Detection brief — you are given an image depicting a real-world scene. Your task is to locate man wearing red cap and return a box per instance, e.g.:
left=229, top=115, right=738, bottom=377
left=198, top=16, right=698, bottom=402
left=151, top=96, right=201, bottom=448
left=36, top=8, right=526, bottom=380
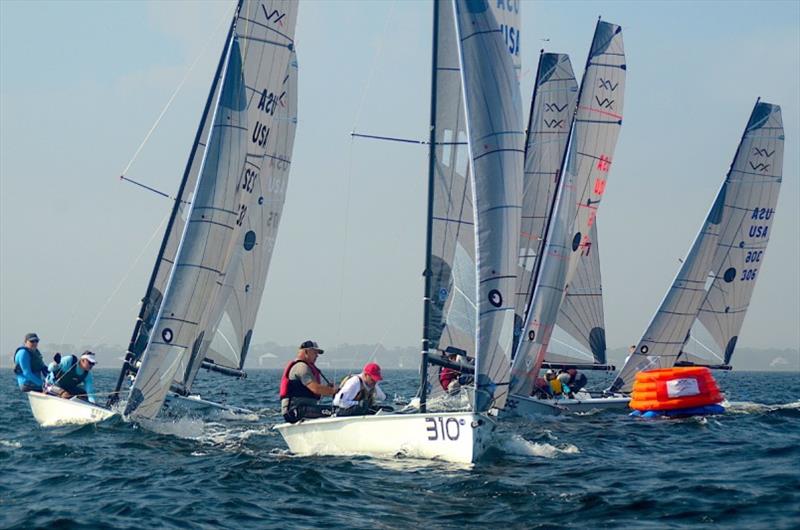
left=333, top=362, right=387, bottom=417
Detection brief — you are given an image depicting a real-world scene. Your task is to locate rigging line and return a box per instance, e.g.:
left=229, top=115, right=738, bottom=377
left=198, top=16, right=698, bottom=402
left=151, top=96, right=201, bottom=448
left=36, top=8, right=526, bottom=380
left=334, top=135, right=356, bottom=347
left=118, top=3, right=235, bottom=178
left=78, top=212, right=171, bottom=344
left=689, top=334, right=726, bottom=363
left=350, top=0, right=397, bottom=131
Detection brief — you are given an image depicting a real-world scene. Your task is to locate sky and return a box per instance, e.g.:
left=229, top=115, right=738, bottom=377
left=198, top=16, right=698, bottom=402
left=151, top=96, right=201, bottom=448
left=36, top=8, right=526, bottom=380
left=1, top=0, right=798, bottom=369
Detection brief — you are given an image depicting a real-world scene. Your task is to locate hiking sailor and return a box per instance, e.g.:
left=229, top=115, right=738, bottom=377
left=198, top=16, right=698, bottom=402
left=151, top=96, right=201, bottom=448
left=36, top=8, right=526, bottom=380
left=47, top=351, right=98, bottom=403
left=333, top=362, right=387, bottom=416
left=279, top=340, right=338, bottom=423
left=13, top=332, right=48, bottom=393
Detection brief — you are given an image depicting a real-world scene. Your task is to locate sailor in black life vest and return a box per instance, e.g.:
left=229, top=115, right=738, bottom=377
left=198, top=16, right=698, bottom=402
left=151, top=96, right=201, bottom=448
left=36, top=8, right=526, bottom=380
left=279, top=340, right=338, bottom=423
left=13, top=332, right=48, bottom=392
left=333, top=362, right=387, bottom=417
left=47, top=351, right=98, bottom=403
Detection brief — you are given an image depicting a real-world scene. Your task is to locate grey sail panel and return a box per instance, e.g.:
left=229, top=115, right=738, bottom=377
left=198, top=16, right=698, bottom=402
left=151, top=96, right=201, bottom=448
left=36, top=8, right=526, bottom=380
left=126, top=1, right=298, bottom=418
left=204, top=51, right=299, bottom=373
left=453, top=0, right=524, bottom=411
left=126, top=36, right=250, bottom=417
left=178, top=0, right=300, bottom=388
left=515, top=53, right=578, bottom=343
left=694, top=102, right=783, bottom=365
left=556, top=221, right=606, bottom=363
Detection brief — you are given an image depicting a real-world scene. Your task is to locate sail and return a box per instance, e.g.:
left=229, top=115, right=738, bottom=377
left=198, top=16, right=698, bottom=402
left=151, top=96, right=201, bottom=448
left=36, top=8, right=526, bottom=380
left=514, top=53, right=578, bottom=348
left=453, top=0, right=524, bottom=411
left=609, top=102, right=782, bottom=393
left=561, top=20, right=624, bottom=334
left=694, top=102, right=784, bottom=365
left=203, top=52, right=299, bottom=375
left=555, top=221, right=606, bottom=363
left=176, top=1, right=301, bottom=388
left=125, top=1, right=298, bottom=419
left=510, top=145, right=577, bottom=396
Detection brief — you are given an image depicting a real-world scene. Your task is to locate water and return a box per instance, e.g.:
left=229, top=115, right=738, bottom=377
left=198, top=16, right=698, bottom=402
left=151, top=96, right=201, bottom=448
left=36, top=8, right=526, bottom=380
left=1, top=369, right=798, bottom=529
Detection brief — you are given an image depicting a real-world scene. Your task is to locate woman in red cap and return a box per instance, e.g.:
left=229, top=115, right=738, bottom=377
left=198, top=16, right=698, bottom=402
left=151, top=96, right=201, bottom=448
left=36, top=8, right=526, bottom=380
left=333, top=362, right=387, bottom=416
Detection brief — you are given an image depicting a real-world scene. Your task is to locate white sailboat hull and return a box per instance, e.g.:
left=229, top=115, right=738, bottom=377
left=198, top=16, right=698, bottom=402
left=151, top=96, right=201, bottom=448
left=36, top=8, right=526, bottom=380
left=27, top=392, right=117, bottom=427
left=506, top=392, right=630, bottom=417
left=274, top=411, right=496, bottom=464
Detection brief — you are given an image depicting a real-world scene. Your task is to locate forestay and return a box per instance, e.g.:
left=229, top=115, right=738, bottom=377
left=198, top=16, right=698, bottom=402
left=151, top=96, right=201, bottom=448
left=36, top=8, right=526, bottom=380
left=610, top=101, right=783, bottom=393
left=453, top=0, right=524, bottom=411
left=125, top=0, right=298, bottom=419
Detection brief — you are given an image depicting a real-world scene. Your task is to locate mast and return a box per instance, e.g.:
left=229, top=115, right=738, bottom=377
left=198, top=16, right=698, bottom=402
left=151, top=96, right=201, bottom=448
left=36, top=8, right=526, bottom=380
left=419, top=0, right=441, bottom=413
left=109, top=11, right=238, bottom=406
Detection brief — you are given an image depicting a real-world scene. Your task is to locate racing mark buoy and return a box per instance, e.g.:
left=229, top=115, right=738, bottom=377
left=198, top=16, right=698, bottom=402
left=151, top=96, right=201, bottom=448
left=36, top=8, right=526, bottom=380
left=629, top=366, right=725, bottom=418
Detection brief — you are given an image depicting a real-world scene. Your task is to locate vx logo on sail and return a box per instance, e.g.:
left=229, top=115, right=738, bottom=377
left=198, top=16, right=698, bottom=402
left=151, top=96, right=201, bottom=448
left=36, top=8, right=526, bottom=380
left=598, top=78, right=618, bottom=91
left=262, top=5, right=286, bottom=26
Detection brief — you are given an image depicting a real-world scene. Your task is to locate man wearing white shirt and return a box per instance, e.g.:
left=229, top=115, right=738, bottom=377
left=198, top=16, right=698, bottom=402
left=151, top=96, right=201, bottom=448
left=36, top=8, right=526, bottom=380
left=333, top=362, right=386, bottom=416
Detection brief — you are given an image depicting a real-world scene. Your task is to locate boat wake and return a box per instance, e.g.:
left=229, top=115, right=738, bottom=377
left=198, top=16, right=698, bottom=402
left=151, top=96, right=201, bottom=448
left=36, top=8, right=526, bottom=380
left=723, top=400, right=800, bottom=414
left=499, top=433, right=580, bottom=459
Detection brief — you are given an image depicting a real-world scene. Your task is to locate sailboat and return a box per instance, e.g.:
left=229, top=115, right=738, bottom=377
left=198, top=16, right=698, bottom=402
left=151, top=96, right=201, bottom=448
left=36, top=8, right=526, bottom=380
left=26, top=1, right=299, bottom=427
left=275, top=0, right=523, bottom=464
left=609, top=100, right=784, bottom=394
left=505, top=20, right=628, bottom=417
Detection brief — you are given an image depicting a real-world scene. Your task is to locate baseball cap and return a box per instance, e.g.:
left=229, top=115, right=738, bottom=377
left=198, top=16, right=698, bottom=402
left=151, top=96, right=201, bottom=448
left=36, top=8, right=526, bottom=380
left=299, top=340, right=324, bottom=354
left=363, top=362, right=382, bottom=382
left=25, top=332, right=40, bottom=342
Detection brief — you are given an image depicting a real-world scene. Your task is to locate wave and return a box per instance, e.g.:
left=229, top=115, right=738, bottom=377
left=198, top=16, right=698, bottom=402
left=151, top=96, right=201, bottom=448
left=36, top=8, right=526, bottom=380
left=723, top=399, right=800, bottom=414
left=499, top=434, right=580, bottom=458
left=1, top=439, right=22, bottom=449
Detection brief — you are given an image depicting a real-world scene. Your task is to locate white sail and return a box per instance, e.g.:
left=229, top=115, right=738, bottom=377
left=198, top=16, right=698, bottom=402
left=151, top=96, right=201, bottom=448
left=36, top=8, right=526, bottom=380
left=202, top=52, right=298, bottom=376
left=453, top=0, right=524, bottom=411
left=125, top=1, right=298, bottom=419
left=610, top=101, right=783, bottom=392
left=694, top=103, right=784, bottom=365
left=514, top=53, right=578, bottom=349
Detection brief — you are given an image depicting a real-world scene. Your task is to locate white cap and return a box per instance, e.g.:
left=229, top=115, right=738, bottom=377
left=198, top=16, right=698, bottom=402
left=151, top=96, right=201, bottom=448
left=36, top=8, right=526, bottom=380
left=80, top=353, right=97, bottom=364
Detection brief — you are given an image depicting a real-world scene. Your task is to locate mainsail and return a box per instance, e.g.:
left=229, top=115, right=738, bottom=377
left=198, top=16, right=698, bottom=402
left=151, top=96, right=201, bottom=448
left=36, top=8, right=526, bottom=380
left=511, top=20, right=625, bottom=396
left=420, top=0, right=520, bottom=408
left=191, top=52, right=299, bottom=383
left=124, top=0, right=298, bottom=419
left=513, top=53, right=578, bottom=351
left=453, top=0, right=524, bottom=411
left=610, top=101, right=784, bottom=392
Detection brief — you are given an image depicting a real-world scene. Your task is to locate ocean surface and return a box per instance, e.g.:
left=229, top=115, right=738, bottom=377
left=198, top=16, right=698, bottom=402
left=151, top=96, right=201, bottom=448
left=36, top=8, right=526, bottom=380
left=1, top=369, right=798, bottom=529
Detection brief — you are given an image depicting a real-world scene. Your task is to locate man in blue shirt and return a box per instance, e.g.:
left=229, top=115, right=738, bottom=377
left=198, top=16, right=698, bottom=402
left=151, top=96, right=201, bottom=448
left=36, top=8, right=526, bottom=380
left=47, top=351, right=98, bottom=404
left=13, top=333, right=48, bottom=392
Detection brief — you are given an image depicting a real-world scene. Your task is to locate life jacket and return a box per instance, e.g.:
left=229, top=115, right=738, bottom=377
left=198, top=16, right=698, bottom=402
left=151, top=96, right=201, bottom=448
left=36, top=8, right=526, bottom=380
left=337, top=374, right=376, bottom=406
left=549, top=378, right=563, bottom=395
left=279, top=359, right=322, bottom=400
left=53, top=355, right=88, bottom=393
left=439, top=367, right=459, bottom=390
left=13, top=347, right=47, bottom=378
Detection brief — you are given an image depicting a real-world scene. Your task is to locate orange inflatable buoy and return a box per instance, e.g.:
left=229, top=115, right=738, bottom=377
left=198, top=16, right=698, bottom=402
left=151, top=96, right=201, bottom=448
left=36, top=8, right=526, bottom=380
left=629, top=367, right=724, bottom=412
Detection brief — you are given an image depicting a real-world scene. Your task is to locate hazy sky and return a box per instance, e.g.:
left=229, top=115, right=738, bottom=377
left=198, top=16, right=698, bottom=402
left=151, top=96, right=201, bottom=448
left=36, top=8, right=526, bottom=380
left=1, top=0, right=798, bottom=369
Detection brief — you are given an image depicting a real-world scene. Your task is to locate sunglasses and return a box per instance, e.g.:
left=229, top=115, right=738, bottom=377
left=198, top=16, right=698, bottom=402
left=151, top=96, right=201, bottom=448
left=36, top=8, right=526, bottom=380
left=29, top=339, right=39, bottom=343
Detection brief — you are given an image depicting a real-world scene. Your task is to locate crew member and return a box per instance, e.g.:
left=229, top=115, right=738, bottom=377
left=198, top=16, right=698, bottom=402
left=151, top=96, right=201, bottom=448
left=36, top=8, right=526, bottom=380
left=566, top=367, right=588, bottom=394
left=334, top=362, right=386, bottom=416
left=48, top=351, right=98, bottom=403
left=279, top=340, right=337, bottom=423
left=13, top=333, right=47, bottom=393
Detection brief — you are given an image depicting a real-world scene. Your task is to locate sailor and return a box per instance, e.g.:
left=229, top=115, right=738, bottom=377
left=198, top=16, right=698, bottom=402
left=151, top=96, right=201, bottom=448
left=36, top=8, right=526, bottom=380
left=545, top=369, right=564, bottom=397
left=13, top=333, right=48, bottom=393
left=557, top=372, right=574, bottom=399
left=531, top=376, right=553, bottom=399
left=439, top=352, right=461, bottom=393
left=566, top=367, right=588, bottom=394
left=47, top=351, right=98, bottom=403
left=333, top=362, right=387, bottom=416
left=279, top=340, right=337, bottom=423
